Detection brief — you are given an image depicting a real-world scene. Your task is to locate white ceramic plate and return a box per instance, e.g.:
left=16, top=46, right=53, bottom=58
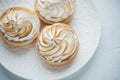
left=0, top=0, right=101, bottom=80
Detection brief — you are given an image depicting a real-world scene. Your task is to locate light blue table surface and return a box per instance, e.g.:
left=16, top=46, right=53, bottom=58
left=0, top=0, right=120, bottom=80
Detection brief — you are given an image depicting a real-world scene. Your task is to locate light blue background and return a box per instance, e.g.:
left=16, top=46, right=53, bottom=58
left=0, top=0, right=120, bottom=80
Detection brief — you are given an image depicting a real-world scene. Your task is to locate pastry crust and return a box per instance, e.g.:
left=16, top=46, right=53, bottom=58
left=0, top=7, right=40, bottom=48
left=35, top=0, right=75, bottom=24
left=36, top=23, right=79, bottom=66
left=35, top=10, right=73, bottom=24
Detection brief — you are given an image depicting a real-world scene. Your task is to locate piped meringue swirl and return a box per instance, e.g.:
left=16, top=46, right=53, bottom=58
left=35, top=0, right=75, bottom=23
left=37, top=23, right=79, bottom=65
left=0, top=7, right=40, bottom=42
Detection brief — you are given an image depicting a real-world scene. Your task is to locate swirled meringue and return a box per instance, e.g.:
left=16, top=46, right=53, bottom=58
left=36, top=23, right=79, bottom=66
left=35, top=0, right=75, bottom=24
left=0, top=7, right=40, bottom=47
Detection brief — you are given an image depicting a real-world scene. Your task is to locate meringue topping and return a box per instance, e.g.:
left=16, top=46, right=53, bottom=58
left=35, top=0, right=75, bottom=22
left=0, top=7, right=40, bottom=42
left=37, top=23, right=79, bottom=64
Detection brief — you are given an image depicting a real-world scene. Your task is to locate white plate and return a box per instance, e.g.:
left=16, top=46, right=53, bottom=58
left=0, top=0, right=101, bottom=80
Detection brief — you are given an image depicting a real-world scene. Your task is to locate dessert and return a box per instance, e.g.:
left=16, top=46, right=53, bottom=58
left=0, top=7, right=40, bottom=47
left=35, top=0, right=75, bottom=24
left=36, top=23, right=79, bottom=66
